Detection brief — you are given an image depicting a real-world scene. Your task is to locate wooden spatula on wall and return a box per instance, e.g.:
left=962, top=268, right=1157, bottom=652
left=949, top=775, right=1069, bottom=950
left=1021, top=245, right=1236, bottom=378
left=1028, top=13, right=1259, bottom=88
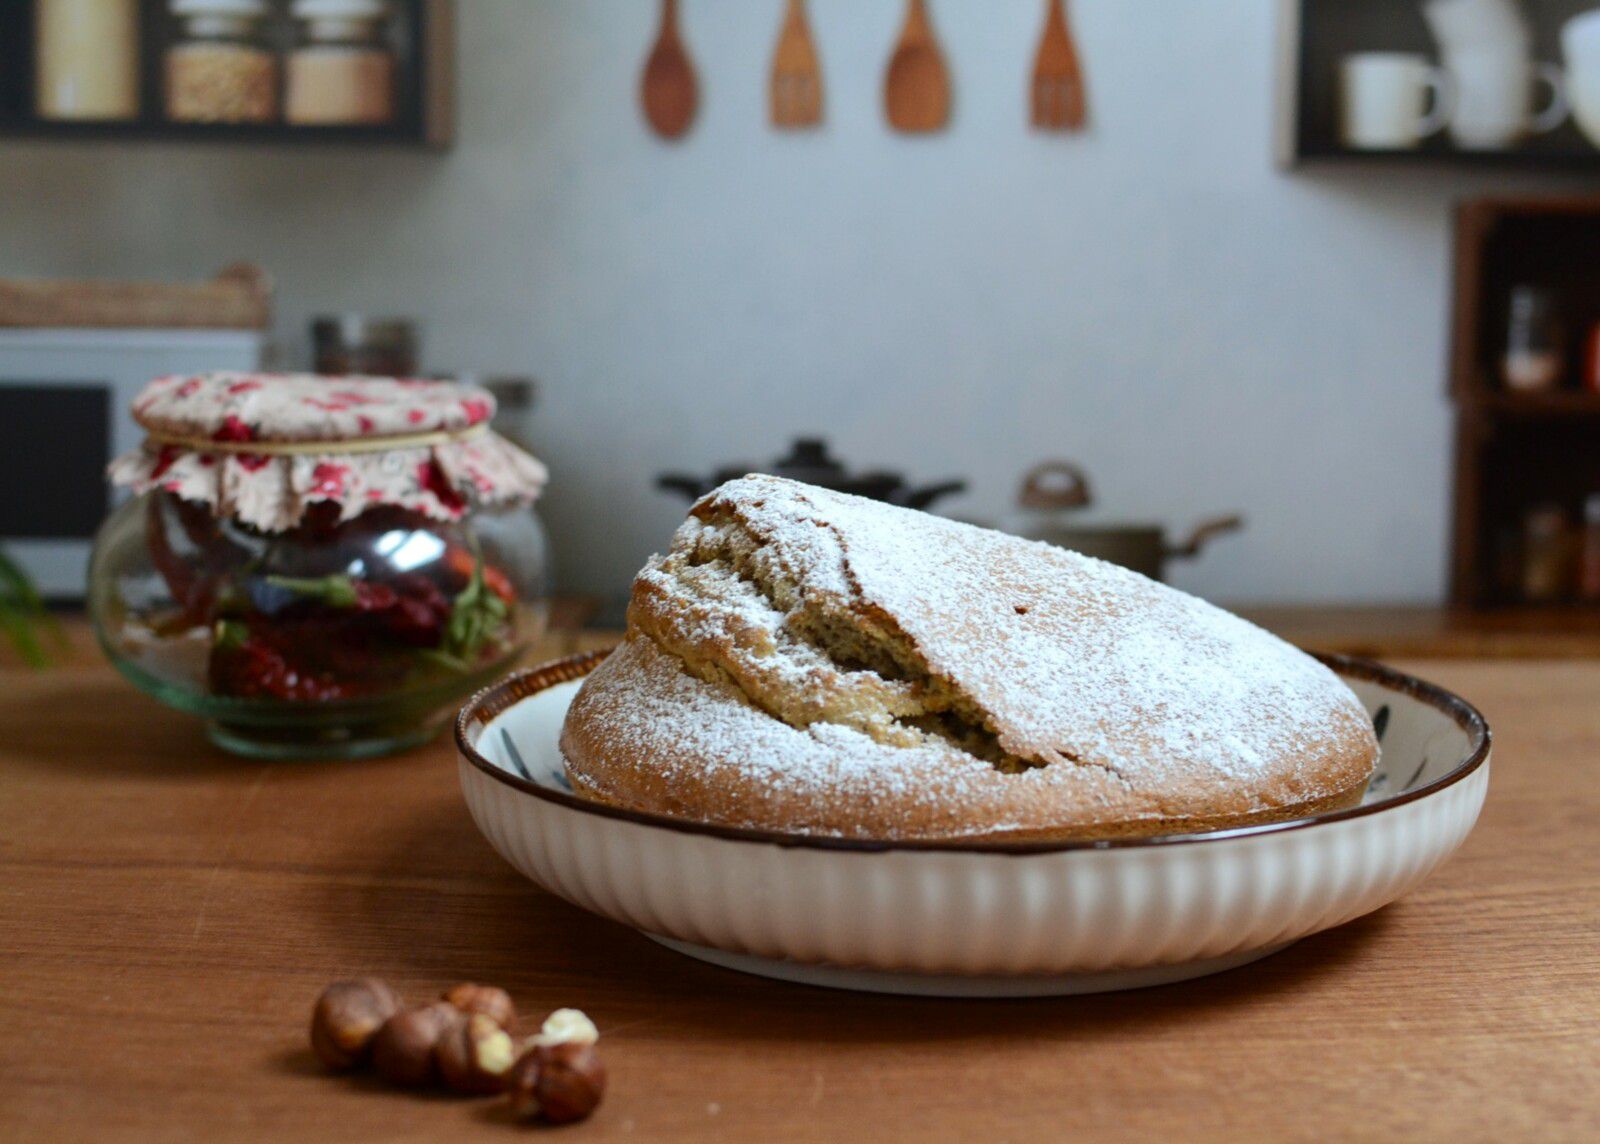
left=641, top=0, right=698, bottom=139
left=770, top=0, right=823, bottom=129
left=1031, top=0, right=1086, bottom=131
left=884, top=0, right=950, bottom=133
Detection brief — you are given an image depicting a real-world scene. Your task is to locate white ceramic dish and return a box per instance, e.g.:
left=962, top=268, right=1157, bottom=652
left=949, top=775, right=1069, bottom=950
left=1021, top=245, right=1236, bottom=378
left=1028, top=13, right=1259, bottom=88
left=456, top=652, right=1490, bottom=997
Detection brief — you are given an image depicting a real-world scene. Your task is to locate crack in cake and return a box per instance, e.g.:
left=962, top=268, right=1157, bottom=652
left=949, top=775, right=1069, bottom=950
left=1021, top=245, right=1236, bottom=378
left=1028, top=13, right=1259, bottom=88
left=559, top=476, right=1378, bottom=841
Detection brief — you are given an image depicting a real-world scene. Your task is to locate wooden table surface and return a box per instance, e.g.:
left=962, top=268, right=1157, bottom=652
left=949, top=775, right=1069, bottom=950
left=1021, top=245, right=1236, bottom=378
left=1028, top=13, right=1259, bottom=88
left=1236, top=604, right=1600, bottom=660
left=3, top=626, right=1598, bottom=1142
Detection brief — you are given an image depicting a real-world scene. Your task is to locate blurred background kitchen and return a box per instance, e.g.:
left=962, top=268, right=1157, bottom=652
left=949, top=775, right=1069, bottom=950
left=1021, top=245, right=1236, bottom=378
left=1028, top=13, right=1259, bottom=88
left=5, top=0, right=1600, bottom=652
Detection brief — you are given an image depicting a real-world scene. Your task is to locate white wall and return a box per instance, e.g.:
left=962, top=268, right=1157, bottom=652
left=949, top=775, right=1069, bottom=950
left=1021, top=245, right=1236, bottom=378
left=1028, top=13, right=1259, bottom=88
left=1, top=1, right=1588, bottom=605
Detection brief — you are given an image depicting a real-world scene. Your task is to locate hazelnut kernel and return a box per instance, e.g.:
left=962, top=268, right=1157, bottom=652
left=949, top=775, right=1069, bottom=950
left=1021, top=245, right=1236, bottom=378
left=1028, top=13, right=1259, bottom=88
left=309, top=978, right=402, bottom=1070
left=371, top=1001, right=459, bottom=1088
left=529, top=1007, right=599, bottom=1048
left=436, top=1013, right=517, bottom=1095
left=441, top=982, right=518, bottom=1033
left=506, top=1042, right=606, bottom=1125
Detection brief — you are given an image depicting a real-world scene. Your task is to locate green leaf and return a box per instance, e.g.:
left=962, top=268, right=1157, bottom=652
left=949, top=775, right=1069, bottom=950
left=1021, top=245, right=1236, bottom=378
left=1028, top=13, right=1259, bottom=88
left=0, top=549, right=59, bottom=668
left=264, top=574, right=359, bottom=608
left=439, top=548, right=510, bottom=666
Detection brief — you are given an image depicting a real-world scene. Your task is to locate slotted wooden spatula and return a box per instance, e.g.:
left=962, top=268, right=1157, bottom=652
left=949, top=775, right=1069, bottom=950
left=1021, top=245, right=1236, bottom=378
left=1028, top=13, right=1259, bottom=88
left=770, top=0, right=823, bottom=129
left=1031, top=0, right=1086, bottom=131
left=640, top=0, right=698, bottom=139
left=884, top=0, right=950, bottom=133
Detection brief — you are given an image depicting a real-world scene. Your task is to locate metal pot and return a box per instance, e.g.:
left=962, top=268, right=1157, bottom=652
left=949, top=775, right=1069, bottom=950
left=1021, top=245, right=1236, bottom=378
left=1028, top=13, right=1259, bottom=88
left=995, top=461, right=1242, bottom=581
left=657, top=438, right=967, bottom=511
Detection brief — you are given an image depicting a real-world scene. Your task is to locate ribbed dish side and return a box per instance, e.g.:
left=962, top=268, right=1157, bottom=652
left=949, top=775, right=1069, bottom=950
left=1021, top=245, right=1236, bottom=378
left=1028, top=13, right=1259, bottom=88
left=458, top=758, right=1488, bottom=978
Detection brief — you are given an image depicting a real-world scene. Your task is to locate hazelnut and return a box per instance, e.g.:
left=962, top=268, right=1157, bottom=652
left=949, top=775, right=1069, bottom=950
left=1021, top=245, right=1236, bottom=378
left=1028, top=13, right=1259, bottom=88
left=436, top=1013, right=517, bottom=1095
left=309, top=978, right=402, bottom=1070
left=529, top=1007, right=599, bottom=1048
left=505, top=1042, right=606, bottom=1125
left=371, top=1002, right=460, bottom=1088
left=442, top=982, right=518, bottom=1033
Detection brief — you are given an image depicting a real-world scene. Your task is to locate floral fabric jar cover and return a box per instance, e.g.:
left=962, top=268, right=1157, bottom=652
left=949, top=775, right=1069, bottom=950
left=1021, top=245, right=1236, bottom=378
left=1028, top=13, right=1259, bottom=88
left=110, top=372, right=547, bottom=532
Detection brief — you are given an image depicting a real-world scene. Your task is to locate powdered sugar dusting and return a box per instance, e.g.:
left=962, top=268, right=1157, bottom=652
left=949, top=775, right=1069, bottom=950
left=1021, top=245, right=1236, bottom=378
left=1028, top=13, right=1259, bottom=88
left=712, top=475, right=1371, bottom=787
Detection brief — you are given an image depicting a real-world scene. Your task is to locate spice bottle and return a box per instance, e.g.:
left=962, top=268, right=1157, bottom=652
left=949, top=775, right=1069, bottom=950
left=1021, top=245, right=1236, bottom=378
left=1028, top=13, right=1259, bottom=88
left=166, top=0, right=279, bottom=124
left=285, top=0, right=398, bottom=126
left=1502, top=286, right=1564, bottom=392
left=35, top=0, right=140, bottom=120
left=1521, top=504, right=1571, bottom=604
left=1580, top=494, right=1600, bottom=603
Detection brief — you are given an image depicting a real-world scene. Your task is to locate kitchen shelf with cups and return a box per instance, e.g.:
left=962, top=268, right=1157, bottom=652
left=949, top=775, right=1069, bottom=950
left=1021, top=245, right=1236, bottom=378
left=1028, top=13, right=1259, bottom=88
left=1448, top=196, right=1600, bottom=613
left=1277, top=0, right=1600, bottom=168
left=0, top=0, right=453, bottom=149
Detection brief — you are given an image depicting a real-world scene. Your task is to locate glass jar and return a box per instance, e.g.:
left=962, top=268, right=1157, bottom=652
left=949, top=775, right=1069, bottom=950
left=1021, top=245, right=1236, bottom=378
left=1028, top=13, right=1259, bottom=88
left=285, top=0, right=397, bottom=126
left=1520, top=504, right=1571, bottom=604
left=1502, top=286, right=1565, bottom=392
left=166, top=0, right=279, bottom=124
left=1580, top=494, right=1600, bottom=604
left=35, top=0, right=140, bottom=120
left=311, top=314, right=419, bottom=376
left=90, top=373, right=550, bottom=759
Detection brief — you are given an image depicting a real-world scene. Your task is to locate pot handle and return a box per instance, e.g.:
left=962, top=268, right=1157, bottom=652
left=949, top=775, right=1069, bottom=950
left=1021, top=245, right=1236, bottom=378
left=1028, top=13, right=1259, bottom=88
left=1019, top=461, right=1091, bottom=510
left=1165, top=514, right=1244, bottom=559
left=902, top=479, right=968, bottom=510
left=656, top=474, right=708, bottom=499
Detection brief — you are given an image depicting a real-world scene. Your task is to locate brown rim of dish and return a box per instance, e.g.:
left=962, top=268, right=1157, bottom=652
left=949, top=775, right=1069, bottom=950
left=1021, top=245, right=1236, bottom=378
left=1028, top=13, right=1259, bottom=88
left=453, top=649, right=1492, bottom=855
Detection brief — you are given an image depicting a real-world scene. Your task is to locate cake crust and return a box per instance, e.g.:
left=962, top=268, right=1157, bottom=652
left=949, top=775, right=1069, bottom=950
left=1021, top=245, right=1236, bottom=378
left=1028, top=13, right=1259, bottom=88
left=561, top=476, right=1377, bottom=842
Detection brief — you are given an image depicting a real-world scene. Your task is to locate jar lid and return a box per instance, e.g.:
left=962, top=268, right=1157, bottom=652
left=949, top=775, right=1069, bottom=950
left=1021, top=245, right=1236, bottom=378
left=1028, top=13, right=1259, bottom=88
left=131, top=371, right=490, bottom=445
left=171, top=0, right=269, bottom=16
left=291, top=0, right=388, bottom=20
left=111, top=373, right=547, bottom=532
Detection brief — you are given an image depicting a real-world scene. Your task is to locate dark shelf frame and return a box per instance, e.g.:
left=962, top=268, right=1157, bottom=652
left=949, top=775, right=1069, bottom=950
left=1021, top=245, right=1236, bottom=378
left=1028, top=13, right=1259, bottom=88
left=1276, top=0, right=1600, bottom=170
left=1447, top=196, right=1600, bottom=611
left=0, top=0, right=454, bottom=150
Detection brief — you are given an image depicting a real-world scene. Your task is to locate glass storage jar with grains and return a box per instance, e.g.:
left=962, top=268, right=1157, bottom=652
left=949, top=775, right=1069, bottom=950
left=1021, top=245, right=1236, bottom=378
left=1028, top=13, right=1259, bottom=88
left=90, top=373, right=550, bottom=759
left=166, top=0, right=279, bottom=124
left=35, top=0, right=140, bottom=120
left=285, top=0, right=398, bottom=126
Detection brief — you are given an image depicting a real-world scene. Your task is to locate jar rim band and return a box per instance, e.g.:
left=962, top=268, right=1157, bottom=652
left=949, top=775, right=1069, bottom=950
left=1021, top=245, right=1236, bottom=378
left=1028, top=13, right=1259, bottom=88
left=142, top=420, right=491, bottom=456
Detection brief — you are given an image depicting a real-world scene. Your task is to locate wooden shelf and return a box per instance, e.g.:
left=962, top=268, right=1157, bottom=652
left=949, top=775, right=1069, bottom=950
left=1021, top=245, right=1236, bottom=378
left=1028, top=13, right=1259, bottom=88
left=1466, top=390, right=1600, bottom=416
left=0, top=0, right=454, bottom=150
left=1276, top=0, right=1600, bottom=170
left=1291, top=144, right=1600, bottom=171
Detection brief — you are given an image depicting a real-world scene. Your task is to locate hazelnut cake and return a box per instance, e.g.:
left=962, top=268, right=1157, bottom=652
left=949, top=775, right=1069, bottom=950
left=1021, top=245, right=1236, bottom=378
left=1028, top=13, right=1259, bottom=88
left=559, top=476, right=1377, bottom=841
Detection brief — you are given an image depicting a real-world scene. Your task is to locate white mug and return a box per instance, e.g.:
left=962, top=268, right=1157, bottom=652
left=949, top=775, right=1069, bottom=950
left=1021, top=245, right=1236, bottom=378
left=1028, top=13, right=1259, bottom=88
left=1423, top=0, right=1530, bottom=53
left=1562, top=9, right=1600, bottom=147
left=1446, top=50, right=1567, bottom=148
left=1340, top=53, right=1455, bottom=149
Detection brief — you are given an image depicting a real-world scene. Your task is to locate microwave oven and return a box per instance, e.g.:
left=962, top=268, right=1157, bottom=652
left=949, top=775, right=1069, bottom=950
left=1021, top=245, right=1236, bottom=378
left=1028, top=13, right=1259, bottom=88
left=0, top=328, right=265, bottom=601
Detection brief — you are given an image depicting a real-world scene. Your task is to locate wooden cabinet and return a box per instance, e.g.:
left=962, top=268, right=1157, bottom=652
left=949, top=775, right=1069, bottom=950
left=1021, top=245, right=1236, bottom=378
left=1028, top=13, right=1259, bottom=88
left=1448, top=197, right=1600, bottom=609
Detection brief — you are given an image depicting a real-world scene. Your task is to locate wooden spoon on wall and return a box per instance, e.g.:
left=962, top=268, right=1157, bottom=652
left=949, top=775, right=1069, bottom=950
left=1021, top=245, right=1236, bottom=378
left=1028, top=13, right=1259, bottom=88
left=884, top=0, right=950, bottom=133
left=1031, top=0, right=1086, bottom=131
left=770, top=0, right=823, bottom=129
left=641, top=0, right=698, bottom=139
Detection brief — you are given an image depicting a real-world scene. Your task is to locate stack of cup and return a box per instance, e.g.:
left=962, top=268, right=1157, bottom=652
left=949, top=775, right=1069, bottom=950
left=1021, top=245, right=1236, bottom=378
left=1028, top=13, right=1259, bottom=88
left=1422, top=0, right=1567, bottom=150
left=1563, top=8, right=1600, bottom=147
